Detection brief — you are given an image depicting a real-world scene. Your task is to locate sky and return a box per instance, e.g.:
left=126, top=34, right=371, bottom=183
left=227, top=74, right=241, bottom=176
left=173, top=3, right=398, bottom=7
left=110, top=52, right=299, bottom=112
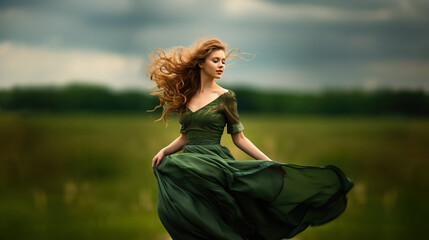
left=0, top=0, right=428, bottom=92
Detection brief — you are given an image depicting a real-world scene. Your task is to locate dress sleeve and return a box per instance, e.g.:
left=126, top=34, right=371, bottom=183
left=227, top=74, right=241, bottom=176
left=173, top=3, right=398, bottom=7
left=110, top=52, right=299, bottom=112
left=221, top=90, right=244, bottom=134
left=179, top=115, right=186, bottom=134
left=180, top=123, right=185, bottom=134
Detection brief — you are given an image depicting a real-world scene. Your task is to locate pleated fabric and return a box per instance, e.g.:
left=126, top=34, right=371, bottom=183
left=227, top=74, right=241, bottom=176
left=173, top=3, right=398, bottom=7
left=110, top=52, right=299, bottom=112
left=153, top=90, right=354, bottom=239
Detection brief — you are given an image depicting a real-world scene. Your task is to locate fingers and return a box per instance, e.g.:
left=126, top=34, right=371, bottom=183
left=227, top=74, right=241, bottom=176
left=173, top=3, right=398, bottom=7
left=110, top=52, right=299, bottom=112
left=152, top=155, right=158, bottom=168
left=156, top=155, right=163, bottom=167
left=152, top=155, right=163, bottom=168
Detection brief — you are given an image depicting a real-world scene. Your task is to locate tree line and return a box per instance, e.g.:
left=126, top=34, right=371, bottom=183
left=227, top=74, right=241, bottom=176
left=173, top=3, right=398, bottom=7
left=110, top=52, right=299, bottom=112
left=0, top=83, right=428, bottom=116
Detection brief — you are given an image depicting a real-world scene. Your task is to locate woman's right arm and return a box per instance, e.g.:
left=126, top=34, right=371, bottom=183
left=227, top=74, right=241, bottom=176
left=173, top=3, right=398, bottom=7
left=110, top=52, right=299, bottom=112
left=152, top=133, right=187, bottom=167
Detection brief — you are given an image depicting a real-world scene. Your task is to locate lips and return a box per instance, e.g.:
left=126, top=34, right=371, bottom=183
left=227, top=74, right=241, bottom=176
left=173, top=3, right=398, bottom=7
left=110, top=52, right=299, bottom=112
left=216, top=70, right=223, bottom=74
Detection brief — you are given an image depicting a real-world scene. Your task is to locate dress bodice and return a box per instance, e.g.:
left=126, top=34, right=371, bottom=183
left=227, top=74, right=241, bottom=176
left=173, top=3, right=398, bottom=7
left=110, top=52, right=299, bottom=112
left=179, top=90, right=244, bottom=143
left=156, top=91, right=354, bottom=240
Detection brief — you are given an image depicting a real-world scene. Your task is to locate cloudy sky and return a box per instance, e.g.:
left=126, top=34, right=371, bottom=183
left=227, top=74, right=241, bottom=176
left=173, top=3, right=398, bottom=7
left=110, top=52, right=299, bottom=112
left=0, top=0, right=428, bottom=92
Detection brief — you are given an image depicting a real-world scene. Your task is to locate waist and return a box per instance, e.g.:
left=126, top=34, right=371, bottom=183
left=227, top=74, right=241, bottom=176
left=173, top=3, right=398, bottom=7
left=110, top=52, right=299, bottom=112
left=185, top=141, right=220, bottom=146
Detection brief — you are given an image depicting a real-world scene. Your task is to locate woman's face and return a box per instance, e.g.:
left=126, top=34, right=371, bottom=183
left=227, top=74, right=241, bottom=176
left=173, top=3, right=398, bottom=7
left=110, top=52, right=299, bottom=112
left=200, top=49, right=226, bottom=79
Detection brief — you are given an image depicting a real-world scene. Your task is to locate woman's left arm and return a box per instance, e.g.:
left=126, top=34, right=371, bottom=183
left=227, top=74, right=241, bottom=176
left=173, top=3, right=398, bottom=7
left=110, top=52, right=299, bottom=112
left=231, top=132, right=272, bottom=161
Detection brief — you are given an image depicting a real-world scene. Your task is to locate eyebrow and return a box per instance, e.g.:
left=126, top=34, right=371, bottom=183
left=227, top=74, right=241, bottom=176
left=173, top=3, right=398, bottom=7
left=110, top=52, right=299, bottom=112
left=212, top=57, right=226, bottom=60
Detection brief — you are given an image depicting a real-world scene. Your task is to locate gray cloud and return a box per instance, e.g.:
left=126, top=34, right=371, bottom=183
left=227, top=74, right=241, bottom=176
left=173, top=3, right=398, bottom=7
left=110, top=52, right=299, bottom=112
left=0, top=0, right=428, bottom=91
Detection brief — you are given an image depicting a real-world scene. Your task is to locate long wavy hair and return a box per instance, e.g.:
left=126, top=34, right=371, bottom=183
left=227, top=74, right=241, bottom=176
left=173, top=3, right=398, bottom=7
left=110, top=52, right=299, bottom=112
left=147, top=38, right=241, bottom=122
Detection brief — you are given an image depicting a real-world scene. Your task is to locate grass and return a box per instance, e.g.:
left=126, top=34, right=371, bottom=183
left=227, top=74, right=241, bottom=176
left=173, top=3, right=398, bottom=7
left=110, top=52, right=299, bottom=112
left=1, top=112, right=428, bottom=239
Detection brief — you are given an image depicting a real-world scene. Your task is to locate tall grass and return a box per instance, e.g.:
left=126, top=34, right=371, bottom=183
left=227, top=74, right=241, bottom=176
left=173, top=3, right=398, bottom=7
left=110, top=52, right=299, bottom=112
left=1, top=112, right=428, bottom=239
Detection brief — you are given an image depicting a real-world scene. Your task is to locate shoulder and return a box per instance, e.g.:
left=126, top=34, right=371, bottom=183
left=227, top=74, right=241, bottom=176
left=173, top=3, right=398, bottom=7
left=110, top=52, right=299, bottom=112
left=216, top=87, right=229, bottom=95
left=220, top=89, right=238, bottom=105
left=224, top=89, right=236, bottom=98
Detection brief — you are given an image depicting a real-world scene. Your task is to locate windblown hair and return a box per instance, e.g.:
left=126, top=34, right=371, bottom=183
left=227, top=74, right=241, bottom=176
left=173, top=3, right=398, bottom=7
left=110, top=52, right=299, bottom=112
left=147, top=38, right=241, bottom=122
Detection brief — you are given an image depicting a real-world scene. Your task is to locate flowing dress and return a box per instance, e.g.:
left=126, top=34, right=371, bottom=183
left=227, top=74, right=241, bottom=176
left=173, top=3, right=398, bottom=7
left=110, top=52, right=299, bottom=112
left=153, top=90, right=354, bottom=240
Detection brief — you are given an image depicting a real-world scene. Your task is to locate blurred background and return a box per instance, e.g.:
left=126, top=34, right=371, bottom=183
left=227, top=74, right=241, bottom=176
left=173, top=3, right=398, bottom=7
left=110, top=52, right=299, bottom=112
left=1, top=0, right=428, bottom=239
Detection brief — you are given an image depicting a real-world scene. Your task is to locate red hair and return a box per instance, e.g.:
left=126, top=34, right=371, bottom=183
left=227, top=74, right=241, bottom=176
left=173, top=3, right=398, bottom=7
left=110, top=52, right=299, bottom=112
left=147, top=38, right=241, bottom=122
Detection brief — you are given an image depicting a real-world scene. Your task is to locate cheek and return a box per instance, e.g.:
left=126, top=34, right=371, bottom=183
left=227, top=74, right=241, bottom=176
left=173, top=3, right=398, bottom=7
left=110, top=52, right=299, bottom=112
left=205, top=62, right=216, bottom=70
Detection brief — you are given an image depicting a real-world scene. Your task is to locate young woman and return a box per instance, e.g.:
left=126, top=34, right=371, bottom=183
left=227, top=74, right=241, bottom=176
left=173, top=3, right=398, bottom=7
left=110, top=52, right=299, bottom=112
left=148, top=38, right=354, bottom=240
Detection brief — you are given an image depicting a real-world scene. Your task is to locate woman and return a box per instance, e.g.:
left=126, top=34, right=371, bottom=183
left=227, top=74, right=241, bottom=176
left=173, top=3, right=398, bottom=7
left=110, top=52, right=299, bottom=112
left=148, top=38, right=354, bottom=240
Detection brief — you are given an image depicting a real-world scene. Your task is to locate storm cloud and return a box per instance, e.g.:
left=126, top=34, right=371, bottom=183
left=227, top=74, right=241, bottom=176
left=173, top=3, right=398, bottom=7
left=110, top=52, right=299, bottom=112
left=1, top=0, right=428, bottom=91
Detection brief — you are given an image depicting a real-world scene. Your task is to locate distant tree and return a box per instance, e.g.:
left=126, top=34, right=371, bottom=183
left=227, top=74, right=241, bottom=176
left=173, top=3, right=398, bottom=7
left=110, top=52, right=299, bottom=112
left=1, top=83, right=428, bottom=116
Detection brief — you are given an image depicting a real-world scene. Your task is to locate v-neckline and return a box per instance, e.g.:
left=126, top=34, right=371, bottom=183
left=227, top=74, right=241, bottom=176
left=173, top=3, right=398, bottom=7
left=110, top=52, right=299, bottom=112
left=186, top=90, right=230, bottom=113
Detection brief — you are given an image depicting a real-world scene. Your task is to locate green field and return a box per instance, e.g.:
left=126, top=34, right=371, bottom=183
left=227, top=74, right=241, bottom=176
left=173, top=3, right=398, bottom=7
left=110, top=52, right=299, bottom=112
left=1, top=112, right=428, bottom=239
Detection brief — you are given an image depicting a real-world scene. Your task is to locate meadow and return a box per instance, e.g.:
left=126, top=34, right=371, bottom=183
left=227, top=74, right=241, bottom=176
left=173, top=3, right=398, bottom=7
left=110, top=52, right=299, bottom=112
left=1, top=112, right=428, bottom=239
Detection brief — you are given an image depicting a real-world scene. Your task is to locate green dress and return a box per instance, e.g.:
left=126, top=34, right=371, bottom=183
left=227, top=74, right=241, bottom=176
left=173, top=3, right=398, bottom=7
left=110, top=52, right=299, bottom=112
left=153, top=90, right=354, bottom=240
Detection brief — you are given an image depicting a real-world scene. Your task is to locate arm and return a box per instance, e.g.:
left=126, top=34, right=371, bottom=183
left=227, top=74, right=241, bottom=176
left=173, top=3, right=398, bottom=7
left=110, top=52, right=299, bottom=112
left=223, top=90, right=271, bottom=161
left=231, top=131, right=272, bottom=161
left=152, top=133, right=187, bottom=167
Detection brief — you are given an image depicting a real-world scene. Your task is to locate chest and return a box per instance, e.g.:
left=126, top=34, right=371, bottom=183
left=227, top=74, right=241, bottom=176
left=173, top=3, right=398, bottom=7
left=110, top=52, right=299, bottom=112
left=187, top=93, right=224, bottom=113
left=180, top=103, right=227, bottom=130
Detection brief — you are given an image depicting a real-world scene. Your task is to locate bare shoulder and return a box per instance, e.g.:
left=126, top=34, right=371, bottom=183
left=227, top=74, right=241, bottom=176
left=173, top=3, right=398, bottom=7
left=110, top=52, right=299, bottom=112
left=217, top=87, right=230, bottom=95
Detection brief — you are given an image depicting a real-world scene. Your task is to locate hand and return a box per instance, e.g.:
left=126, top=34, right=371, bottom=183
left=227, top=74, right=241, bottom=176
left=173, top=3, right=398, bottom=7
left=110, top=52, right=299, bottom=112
left=152, top=149, right=165, bottom=168
left=270, top=163, right=287, bottom=178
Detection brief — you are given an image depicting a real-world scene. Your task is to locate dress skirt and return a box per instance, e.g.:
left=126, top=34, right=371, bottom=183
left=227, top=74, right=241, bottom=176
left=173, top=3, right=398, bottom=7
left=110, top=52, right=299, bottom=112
left=153, top=142, right=354, bottom=240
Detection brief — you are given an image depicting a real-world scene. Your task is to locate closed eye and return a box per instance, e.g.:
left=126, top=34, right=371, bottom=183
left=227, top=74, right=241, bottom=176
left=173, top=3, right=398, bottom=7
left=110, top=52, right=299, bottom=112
left=213, top=59, right=226, bottom=64
left=213, top=57, right=226, bottom=62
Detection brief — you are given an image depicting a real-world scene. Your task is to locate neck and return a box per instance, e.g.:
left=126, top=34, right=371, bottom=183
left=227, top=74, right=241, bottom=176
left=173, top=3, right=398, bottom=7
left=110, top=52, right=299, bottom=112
left=199, top=71, right=217, bottom=93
